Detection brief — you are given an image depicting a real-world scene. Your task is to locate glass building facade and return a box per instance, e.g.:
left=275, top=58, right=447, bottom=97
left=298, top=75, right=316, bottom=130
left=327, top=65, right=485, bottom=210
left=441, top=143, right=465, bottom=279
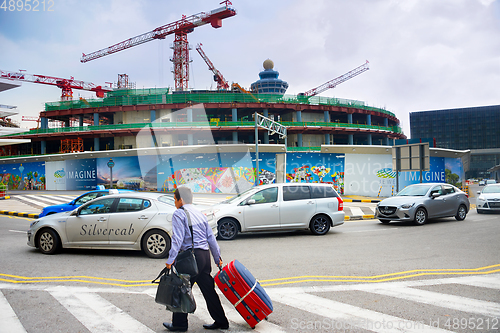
left=410, top=105, right=500, bottom=179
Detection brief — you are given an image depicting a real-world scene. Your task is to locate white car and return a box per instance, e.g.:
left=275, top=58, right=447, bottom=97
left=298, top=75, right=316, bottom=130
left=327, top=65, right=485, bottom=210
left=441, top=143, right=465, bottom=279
left=213, top=183, right=344, bottom=240
left=27, top=192, right=216, bottom=258
left=476, top=184, right=500, bottom=214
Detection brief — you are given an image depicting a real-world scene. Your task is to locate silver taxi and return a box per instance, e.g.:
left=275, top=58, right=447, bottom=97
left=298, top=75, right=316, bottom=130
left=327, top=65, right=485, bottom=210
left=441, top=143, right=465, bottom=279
left=213, top=183, right=345, bottom=240
left=27, top=192, right=216, bottom=258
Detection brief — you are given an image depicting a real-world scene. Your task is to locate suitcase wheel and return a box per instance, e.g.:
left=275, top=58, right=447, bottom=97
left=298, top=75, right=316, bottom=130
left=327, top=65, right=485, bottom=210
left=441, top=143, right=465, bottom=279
left=255, top=309, right=259, bottom=313
left=231, top=281, right=236, bottom=285
left=224, top=288, right=228, bottom=292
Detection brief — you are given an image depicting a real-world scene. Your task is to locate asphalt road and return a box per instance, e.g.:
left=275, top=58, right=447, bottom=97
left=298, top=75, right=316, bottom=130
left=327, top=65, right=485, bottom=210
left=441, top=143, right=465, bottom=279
left=1, top=207, right=499, bottom=332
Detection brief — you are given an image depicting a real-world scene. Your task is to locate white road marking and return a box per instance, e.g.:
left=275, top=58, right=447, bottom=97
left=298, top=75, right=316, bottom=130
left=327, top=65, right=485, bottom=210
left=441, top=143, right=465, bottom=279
left=0, top=290, right=27, bottom=333
left=343, top=228, right=398, bottom=233
left=452, top=274, right=500, bottom=289
left=9, top=230, right=27, bottom=234
left=368, top=286, right=500, bottom=318
left=348, top=206, right=364, bottom=216
left=268, top=289, right=452, bottom=333
left=50, top=287, right=146, bottom=333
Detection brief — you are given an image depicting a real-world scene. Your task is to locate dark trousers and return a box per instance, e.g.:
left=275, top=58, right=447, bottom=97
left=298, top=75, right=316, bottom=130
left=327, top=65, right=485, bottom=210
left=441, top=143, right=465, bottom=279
left=172, top=249, right=228, bottom=328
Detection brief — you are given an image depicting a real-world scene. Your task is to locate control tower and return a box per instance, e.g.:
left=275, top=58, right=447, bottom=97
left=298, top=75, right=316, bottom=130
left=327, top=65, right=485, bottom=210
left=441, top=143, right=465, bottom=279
left=251, top=59, right=288, bottom=95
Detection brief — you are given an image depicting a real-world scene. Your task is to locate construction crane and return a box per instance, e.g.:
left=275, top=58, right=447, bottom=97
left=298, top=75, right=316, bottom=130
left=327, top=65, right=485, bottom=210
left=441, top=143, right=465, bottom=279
left=81, top=1, right=236, bottom=92
left=195, top=43, right=229, bottom=90
left=301, top=61, right=369, bottom=97
left=0, top=69, right=113, bottom=100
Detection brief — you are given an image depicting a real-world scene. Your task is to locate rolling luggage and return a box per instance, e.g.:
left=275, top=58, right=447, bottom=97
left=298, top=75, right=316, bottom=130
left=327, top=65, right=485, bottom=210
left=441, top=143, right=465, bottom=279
left=215, top=260, right=273, bottom=328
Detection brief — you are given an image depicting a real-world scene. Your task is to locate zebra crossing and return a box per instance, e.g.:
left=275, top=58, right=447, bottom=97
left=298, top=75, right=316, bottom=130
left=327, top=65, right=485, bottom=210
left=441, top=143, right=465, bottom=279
left=10, top=194, right=228, bottom=211
left=10, top=194, right=377, bottom=218
left=1, top=273, right=498, bottom=333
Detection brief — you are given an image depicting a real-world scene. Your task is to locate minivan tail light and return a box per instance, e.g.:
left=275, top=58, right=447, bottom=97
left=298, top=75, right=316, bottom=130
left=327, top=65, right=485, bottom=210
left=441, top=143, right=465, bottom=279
left=337, top=196, right=343, bottom=211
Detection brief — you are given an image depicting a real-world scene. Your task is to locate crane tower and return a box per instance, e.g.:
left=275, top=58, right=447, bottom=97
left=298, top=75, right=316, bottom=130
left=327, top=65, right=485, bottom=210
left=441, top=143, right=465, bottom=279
left=195, top=43, right=229, bottom=90
left=0, top=69, right=113, bottom=100
left=81, top=1, right=236, bottom=91
left=302, top=61, right=370, bottom=97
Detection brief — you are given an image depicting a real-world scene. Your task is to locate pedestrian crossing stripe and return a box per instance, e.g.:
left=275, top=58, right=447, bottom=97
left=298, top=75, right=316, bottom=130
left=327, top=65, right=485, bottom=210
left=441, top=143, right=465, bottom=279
left=1, top=273, right=499, bottom=333
left=1, top=264, right=499, bottom=287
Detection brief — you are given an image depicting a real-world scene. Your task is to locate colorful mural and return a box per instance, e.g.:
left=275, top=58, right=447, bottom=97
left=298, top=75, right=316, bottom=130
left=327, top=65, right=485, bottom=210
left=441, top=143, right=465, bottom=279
left=0, top=152, right=465, bottom=195
left=0, top=162, right=45, bottom=190
left=285, top=153, right=345, bottom=194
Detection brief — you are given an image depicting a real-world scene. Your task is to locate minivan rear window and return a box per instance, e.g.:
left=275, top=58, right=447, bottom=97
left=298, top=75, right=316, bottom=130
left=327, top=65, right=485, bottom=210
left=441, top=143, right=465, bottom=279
left=283, top=186, right=311, bottom=201
left=311, top=186, right=338, bottom=198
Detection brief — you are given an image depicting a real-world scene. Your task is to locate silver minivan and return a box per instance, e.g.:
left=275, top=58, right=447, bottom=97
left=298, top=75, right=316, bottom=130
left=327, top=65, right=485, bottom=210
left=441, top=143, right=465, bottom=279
left=213, top=183, right=345, bottom=240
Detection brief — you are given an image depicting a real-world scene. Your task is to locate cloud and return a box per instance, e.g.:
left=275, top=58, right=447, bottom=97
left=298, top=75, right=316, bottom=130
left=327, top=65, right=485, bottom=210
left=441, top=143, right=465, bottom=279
left=1, top=0, right=499, bottom=138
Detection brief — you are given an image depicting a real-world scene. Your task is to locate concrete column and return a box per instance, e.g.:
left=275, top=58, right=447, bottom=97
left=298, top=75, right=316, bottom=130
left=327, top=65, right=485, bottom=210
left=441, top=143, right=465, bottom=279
left=79, top=115, right=84, bottom=127
left=263, top=109, right=269, bottom=144
left=296, top=111, right=303, bottom=147
left=347, top=113, right=353, bottom=124
left=40, top=117, right=48, bottom=129
left=368, top=134, right=372, bottom=145
left=324, top=111, right=330, bottom=122
left=384, top=117, right=389, bottom=127
left=94, top=137, right=100, bottom=151
left=150, top=110, right=156, bottom=122
left=367, top=114, right=372, bottom=126
left=93, top=113, right=99, bottom=126
left=348, top=134, right=354, bottom=145
left=385, top=137, right=390, bottom=146
left=232, top=108, right=238, bottom=143
left=324, top=111, right=330, bottom=145
left=41, top=141, right=46, bottom=154
left=64, top=119, right=70, bottom=127
left=187, top=108, right=193, bottom=145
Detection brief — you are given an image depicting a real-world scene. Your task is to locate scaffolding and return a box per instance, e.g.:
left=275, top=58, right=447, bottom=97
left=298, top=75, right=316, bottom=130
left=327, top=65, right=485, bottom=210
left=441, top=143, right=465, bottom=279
left=60, top=138, right=84, bottom=153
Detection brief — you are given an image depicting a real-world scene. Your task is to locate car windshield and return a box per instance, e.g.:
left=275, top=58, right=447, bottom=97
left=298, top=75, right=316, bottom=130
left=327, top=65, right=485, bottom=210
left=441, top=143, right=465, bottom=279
left=157, top=195, right=175, bottom=206
left=397, top=185, right=432, bottom=196
left=225, top=187, right=258, bottom=204
left=483, top=186, right=500, bottom=194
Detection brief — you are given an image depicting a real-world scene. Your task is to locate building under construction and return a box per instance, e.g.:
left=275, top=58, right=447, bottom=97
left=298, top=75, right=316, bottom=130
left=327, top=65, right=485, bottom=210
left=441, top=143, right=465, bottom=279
left=1, top=69, right=405, bottom=155
left=0, top=1, right=405, bottom=156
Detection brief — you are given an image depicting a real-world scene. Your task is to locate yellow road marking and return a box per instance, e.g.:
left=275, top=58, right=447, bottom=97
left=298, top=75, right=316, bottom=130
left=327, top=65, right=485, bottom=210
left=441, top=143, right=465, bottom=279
left=1, top=264, right=499, bottom=288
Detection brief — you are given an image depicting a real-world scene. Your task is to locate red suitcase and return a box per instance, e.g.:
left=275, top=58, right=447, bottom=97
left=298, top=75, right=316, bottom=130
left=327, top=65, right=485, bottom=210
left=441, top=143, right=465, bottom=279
left=215, top=260, right=273, bottom=328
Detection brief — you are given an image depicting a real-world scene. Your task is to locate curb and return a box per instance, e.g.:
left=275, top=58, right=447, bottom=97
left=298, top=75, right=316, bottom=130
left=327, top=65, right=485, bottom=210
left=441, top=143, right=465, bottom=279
left=345, top=215, right=375, bottom=221
left=342, top=198, right=380, bottom=203
left=0, top=196, right=11, bottom=200
left=0, top=210, right=39, bottom=218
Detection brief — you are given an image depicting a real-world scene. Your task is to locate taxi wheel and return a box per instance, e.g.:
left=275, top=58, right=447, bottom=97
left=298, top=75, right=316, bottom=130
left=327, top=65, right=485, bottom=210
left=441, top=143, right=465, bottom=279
left=217, top=218, right=239, bottom=240
left=37, top=228, right=61, bottom=255
left=310, top=215, right=331, bottom=235
left=414, top=208, right=427, bottom=225
left=142, top=230, right=171, bottom=259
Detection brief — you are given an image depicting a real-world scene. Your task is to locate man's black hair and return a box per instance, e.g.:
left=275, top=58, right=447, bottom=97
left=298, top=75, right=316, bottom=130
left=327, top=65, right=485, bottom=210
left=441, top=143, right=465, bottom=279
left=174, top=186, right=193, bottom=204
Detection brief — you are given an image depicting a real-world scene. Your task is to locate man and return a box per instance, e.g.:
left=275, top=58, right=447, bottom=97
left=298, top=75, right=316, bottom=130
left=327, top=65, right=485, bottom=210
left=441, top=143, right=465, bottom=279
left=163, top=187, right=229, bottom=332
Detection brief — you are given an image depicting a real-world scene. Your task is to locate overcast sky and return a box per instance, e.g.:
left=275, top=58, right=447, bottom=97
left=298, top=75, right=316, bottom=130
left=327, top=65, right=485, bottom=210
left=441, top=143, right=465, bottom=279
left=1, top=0, right=499, bottom=137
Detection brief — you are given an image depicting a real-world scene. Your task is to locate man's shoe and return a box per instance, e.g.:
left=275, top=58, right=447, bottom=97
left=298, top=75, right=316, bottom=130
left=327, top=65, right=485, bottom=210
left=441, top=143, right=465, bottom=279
left=163, top=322, right=187, bottom=332
left=203, top=322, right=229, bottom=330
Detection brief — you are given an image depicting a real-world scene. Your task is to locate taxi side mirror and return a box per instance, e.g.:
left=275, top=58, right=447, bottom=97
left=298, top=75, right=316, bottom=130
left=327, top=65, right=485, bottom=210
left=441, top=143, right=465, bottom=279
left=431, top=192, right=441, bottom=199
left=247, top=199, right=256, bottom=205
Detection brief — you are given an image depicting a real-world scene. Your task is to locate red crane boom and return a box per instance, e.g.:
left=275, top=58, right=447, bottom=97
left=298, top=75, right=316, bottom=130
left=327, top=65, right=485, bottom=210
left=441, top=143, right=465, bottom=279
left=0, top=69, right=113, bottom=100
left=80, top=1, right=236, bottom=91
left=195, top=43, right=229, bottom=90
left=302, top=61, right=369, bottom=97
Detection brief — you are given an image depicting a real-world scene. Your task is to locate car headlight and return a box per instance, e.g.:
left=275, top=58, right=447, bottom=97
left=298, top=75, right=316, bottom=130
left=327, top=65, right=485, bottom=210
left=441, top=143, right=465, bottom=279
left=212, top=208, right=220, bottom=215
left=477, top=196, right=485, bottom=201
left=30, top=220, right=40, bottom=228
left=400, top=203, right=415, bottom=209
